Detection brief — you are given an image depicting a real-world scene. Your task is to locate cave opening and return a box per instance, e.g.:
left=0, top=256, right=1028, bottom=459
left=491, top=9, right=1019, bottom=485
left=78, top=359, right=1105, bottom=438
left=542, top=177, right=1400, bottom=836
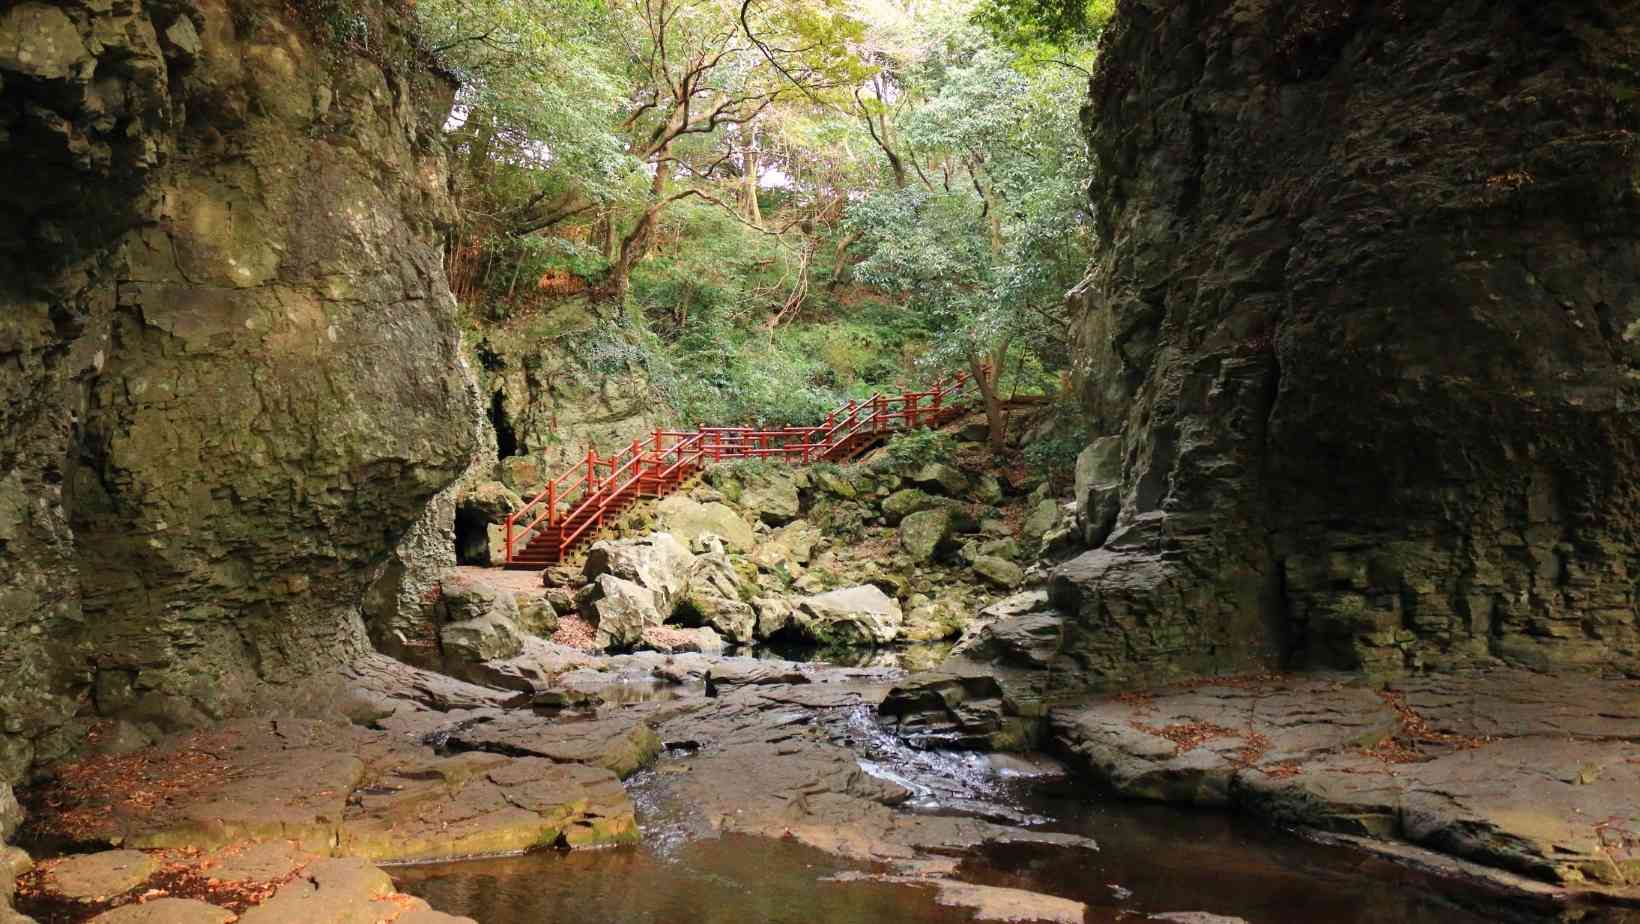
left=490, top=390, right=523, bottom=457
left=454, top=504, right=492, bottom=565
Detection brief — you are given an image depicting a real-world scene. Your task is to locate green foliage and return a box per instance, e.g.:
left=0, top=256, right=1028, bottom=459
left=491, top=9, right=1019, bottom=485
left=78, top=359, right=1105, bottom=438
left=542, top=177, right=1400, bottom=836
left=1021, top=400, right=1092, bottom=488
left=886, top=429, right=960, bottom=468
left=972, top=0, right=1114, bottom=50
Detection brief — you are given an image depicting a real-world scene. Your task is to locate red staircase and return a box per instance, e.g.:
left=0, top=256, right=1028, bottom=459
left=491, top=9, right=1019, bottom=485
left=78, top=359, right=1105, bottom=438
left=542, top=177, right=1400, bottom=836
left=502, top=365, right=990, bottom=569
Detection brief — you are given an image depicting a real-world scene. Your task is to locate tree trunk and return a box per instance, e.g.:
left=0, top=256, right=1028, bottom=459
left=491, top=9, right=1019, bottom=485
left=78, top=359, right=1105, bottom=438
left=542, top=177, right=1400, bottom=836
left=970, top=339, right=1010, bottom=451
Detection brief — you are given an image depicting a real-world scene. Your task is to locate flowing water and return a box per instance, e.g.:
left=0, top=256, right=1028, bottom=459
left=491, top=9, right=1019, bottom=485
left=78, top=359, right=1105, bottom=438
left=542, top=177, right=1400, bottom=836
left=393, top=705, right=1617, bottom=924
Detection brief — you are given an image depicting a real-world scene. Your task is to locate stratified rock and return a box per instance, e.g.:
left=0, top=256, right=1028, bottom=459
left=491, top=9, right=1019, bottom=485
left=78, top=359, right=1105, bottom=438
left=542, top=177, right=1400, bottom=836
left=342, top=755, right=638, bottom=859
left=577, top=575, right=666, bottom=650
left=879, top=673, right=1038, bottom=751
left=1052, top=670, right=1640, bottom=895
left=46, top=850, right=159, bottom=901
left=654, top=495, right=757, bottom=550
left=442, top=713, right=660, bottom=780
left=0, top=4, right=89, bottom=79
left=584, top=533, right=696, bottom=613
left=1052, top=550, right=1276, bottom=687
left=793, top=586, right=904, bottom=645
left=90, top=900, right=233, bottom=924
left=1068, top=0, right=1640, bottom=678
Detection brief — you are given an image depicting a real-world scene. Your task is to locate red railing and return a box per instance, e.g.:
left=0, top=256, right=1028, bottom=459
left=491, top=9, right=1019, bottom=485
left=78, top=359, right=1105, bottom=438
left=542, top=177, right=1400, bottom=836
left=503, top=364, right=990, bottom=566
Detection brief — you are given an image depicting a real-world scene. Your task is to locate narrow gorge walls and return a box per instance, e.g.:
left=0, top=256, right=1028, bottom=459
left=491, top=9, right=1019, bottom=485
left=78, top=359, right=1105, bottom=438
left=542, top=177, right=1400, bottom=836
left=0, top=0, right=479, bottom=779
left=1064, top=0, right=1639, bottom=681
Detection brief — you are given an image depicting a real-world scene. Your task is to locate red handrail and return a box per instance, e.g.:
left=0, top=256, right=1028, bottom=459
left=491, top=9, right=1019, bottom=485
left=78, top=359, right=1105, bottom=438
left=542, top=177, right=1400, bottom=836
left=503, top=361, right=994, bottom=565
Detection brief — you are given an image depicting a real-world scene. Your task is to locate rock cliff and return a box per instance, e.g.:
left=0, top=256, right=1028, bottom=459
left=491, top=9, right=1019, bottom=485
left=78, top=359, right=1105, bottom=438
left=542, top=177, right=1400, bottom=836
left=1064, top=0, right=1639, bottom=682
left=0, top=0, right=478, bottom=780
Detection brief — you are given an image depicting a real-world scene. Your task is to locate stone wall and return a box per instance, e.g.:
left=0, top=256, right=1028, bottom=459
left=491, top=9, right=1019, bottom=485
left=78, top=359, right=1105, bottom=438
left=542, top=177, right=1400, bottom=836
left=0, top=0, right=478, bottom=779
left=1062, top=0, right=1639, bottom=683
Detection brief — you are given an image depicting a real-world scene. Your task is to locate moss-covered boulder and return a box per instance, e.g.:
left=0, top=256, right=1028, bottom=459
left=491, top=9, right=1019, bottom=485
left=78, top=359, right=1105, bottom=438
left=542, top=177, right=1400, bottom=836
left=881, top=488, right=946, bottom=525
left=900, top=509, right=961, bottom=563
left=972, top=556, right=1026, bottom=590
left=909, top=463, right=970, bottom=497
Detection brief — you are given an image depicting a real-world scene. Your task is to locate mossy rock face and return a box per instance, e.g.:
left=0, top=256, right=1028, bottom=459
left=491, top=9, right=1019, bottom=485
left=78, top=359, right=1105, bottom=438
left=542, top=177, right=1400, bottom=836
left=0, top=0, right=483, bottom=773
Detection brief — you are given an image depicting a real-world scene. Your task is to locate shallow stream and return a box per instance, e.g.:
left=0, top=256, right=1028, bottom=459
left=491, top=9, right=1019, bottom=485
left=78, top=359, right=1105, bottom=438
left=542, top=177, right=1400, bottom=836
left=395, top=710, right=1601, bottom=924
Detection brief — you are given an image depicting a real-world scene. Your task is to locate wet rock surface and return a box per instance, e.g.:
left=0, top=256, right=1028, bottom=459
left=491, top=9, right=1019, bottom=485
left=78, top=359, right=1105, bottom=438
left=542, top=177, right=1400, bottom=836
left=1053, top=669, right=1640, bottom=902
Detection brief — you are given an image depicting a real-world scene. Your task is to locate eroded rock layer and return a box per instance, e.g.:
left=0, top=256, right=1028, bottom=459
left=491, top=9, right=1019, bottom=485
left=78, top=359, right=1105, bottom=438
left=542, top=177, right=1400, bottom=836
left=0, top=0, right=478, bottom=780
left=1067, top=0, right=1640, bottom=680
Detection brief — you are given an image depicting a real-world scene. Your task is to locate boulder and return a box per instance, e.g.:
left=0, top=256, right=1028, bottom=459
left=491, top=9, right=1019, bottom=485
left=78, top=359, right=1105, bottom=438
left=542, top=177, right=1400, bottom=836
left=678, top=553, right=757, bottom=643
left=439, top=614, right=524, bottom=663
left=749, top=519, right=820, bottom=571
left=752, top=596, right=797, bottom=639
left=440, top=571, right=521, bottom=625
left=813, top=468, right=857, bottom=498
left=902, top=597, right=970, bottom=642
left=576, top=575, right=666, bottom=650
left=639, top=625, right=726, bottom=654
left=583, top=533, right=695, bottom=613
left=881, top=488, right=945, bottom=525
left=973, top=474, right=1004, bottom=505
left=514, top=594, right=560, bottom=637
left=737, top=472, right=802, bottom=525
left=900, top=508, right=961, bottom=562
left=909, top=462, right=970, bottom=496
left=1019, top=498, right=1063, bottom=547
left=793, top=585, right=904, bottom=645
left=654, top=495, right=757, bottom=550
left=972, top=555, right=1025, bottom=589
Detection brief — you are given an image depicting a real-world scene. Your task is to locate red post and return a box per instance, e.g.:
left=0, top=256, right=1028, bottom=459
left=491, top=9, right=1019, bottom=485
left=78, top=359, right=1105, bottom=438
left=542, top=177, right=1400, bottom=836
left=546, top=481, right=557, bottom=527
left=505, top=516, right=514, bottom=563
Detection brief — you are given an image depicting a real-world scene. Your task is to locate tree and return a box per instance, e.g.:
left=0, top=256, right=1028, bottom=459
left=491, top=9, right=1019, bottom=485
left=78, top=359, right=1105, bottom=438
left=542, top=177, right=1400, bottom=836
left=599, top=0, right=867, bottom=298
left=846, top=12, right=1094, bottom=449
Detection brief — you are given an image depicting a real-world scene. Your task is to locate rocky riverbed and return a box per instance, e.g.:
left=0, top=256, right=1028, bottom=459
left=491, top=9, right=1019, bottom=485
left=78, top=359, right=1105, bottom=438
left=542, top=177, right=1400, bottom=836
left=5, top=639, right=1638, bottom=923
